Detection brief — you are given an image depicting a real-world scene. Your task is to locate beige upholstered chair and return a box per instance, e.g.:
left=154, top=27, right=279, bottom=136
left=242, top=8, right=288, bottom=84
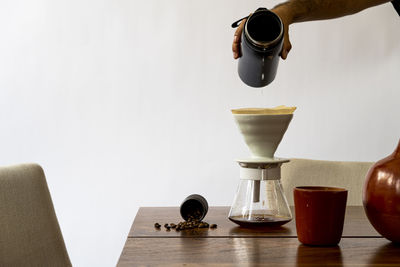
left=0, top=164, right=71, bottom=267
left=281, top=158, right=374, bottom=206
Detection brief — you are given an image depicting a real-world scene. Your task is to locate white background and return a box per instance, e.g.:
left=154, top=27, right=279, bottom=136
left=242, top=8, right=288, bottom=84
left=0, top=0, right=399, bottom=266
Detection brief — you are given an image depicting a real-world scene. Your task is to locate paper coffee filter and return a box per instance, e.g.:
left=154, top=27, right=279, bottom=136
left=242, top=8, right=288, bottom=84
left=231, top=106, right=296, bottom=115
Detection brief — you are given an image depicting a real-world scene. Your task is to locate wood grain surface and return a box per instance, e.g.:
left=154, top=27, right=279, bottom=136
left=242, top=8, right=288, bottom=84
left=118, top=238, right=400, bottom=266
left=129, top=206, right=379, bottom=238
left=118, top=206, right=398, bottom=266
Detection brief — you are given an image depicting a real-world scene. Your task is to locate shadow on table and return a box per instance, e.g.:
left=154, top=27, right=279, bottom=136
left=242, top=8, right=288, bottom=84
left=368, top=242, right=400, bottom=265
left=296, top=244, right=343, bottom=267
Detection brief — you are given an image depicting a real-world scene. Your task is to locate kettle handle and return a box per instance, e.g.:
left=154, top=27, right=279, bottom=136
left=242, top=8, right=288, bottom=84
left=231, top=7, right=268, bottom=28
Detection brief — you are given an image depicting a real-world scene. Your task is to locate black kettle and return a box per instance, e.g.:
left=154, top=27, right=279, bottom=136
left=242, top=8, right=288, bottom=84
left=232, top=8, right=284, bottom=88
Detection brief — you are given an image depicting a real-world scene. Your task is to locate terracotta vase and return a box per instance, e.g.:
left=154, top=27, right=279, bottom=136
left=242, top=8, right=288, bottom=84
left=363, top=139, right=400, bottom=243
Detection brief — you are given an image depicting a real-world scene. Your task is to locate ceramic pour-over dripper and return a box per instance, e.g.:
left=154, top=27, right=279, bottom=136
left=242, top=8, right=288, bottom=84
left=229, top=107, right=295, bottom=227
left=232, top=107, right=294, bottom=160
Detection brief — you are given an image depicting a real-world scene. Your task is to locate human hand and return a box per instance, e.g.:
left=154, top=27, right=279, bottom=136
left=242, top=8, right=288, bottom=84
left=232, top=16, right=248, bottom=60
left=271, top=6, right=293, bottom=60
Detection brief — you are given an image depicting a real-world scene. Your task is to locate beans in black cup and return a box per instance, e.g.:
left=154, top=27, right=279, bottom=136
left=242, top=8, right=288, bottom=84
left=153, top=194, right=218, bottom=232
left=180, top=194, right=208, bottom=221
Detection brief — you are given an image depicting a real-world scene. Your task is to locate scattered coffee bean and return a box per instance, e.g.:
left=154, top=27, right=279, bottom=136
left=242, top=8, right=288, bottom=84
left=153, top=209, right=217, bottom=232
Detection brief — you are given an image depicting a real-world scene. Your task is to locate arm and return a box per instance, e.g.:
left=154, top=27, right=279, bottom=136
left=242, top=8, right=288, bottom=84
left=232, top=0, right=392, bottom=60
left=274, top=0, right=391, bottom=22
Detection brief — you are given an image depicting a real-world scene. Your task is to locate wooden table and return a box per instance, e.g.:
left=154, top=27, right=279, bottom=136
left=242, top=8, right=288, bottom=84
left=118, top=206, right=400, bottom=266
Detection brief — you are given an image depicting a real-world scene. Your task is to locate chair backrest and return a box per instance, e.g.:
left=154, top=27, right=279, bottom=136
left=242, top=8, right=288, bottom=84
left=281, top=158, right=374, bottom=206
left=0, top=164, right=71, bottom=267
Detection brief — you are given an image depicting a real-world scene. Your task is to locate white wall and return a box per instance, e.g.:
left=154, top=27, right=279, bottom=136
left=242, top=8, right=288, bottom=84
left=0, top=0, right=399, bottom=266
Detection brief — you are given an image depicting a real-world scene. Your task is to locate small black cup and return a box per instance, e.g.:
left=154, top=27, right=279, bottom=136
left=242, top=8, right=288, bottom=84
left=180, top=194, right=208, bottom=221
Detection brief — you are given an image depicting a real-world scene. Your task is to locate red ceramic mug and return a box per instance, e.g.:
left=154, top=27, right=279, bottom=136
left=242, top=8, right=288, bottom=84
left=294, top=186, right=348, bottom=246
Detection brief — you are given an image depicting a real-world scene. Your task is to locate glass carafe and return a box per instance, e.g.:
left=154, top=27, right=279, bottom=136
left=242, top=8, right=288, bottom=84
left=229, top=162, right=292, bottom=227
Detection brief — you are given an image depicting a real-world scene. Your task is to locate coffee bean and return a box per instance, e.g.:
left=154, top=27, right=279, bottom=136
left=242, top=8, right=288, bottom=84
left=153, top=217, right=216, bottom=232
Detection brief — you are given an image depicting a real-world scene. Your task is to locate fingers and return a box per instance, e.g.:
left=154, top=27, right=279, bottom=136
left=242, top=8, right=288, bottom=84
left=271, top=7, right=293, bottom=60
left=278, top=19, right=291, bottom=59
left=281, top=36, right=292, bottom=60
left=232, top=18, right=246, bottom=59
